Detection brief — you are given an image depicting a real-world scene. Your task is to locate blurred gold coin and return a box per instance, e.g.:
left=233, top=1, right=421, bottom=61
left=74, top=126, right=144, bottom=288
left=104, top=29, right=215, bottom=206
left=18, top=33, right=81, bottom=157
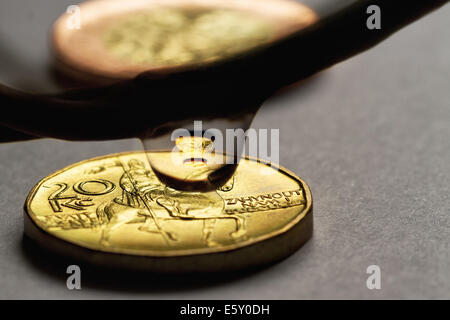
left=24, top=151, right=312, bottom=272
left=52, top=0, right=317, bottom=81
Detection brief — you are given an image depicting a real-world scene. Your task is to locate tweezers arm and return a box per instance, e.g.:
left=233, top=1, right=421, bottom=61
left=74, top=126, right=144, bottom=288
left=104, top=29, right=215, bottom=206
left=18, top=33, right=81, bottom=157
left=221, top=0, right=449, bottom=90
left=1, top=0, right=448, bottom=141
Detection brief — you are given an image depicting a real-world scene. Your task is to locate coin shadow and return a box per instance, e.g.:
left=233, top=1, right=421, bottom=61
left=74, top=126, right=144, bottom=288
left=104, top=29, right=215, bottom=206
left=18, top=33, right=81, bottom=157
left=21, top=235, right=278, bottom=293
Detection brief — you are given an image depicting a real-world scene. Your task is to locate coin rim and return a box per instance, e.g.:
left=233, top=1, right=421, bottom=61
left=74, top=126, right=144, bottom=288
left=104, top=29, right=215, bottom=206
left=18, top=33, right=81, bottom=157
left=24, top=151, right=312, bottom=258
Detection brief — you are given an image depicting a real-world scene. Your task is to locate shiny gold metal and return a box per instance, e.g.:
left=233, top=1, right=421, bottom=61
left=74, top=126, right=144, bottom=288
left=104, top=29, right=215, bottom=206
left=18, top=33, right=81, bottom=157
left=24, top=151, right=312, bottom=272
left=148, top=137, right=238, bottom=192
left=52, top=0, right=317, bottom=80
left=104, top=7, right=273, bottom=66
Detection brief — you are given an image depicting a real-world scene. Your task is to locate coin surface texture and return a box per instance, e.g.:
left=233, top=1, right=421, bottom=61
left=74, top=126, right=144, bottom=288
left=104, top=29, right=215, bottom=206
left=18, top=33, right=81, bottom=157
left=25, top=152, right=312, bottom=272
left=52, top=0, right=317, bottom=80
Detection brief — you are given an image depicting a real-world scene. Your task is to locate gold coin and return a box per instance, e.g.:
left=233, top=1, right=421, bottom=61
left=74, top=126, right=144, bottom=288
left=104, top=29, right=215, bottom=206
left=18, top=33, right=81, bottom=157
left=52, top=0, right=317, bottom=81
left=24, top=151, right=312, bottom=272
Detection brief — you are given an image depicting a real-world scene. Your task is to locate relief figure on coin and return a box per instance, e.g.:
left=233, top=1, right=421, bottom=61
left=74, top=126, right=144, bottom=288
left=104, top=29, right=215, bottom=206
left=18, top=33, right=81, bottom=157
left=96, top=158, right=247, bottom=247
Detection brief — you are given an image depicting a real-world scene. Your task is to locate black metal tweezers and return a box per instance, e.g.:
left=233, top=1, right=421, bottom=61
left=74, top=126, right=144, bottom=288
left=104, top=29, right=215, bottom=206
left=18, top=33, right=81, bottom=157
left=1, top=0, right=448, bottom=142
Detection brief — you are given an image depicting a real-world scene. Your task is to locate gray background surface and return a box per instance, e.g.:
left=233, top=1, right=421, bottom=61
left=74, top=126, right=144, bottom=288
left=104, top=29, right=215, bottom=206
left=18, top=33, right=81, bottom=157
left=0, top=1, right=449, bottom=299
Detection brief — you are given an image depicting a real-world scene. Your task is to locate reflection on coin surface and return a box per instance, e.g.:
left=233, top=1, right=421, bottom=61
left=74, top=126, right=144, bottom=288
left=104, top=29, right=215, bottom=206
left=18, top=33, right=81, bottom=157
left=25, top=152, right=312, bottom=272
left=104, top=8, right=273, bottom=66
left=52, top=0, right=317, bottom=80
